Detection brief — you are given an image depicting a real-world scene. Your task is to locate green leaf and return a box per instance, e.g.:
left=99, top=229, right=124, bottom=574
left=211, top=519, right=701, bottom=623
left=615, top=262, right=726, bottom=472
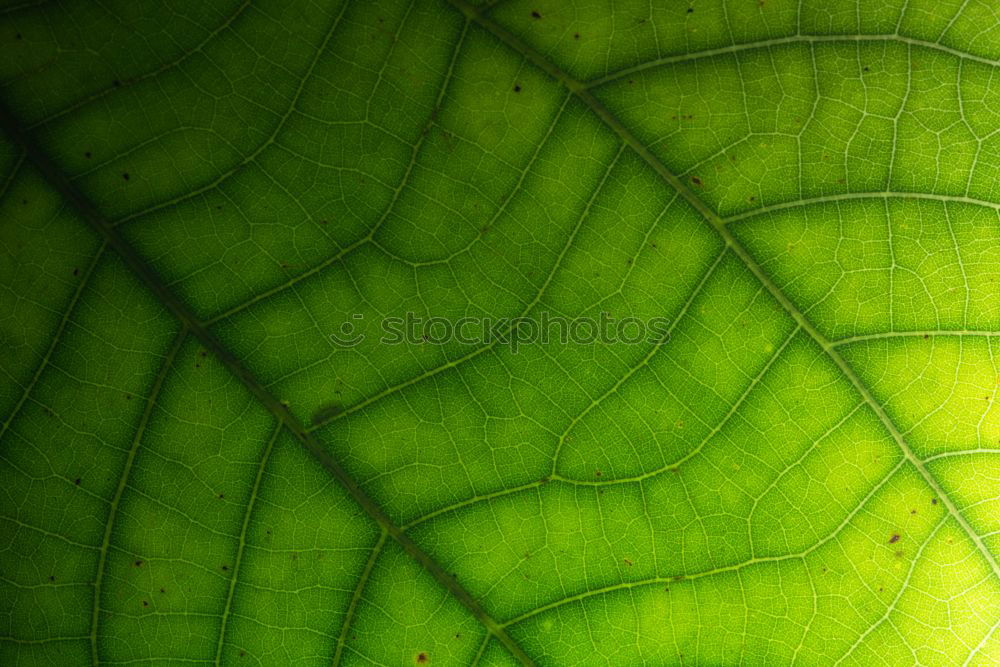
left=1, top=0, right=999, bottom=664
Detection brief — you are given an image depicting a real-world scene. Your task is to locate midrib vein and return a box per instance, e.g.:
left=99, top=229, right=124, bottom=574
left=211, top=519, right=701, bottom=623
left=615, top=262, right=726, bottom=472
left=446, top=0, right=1000, bottom=584
left=0, top=99, right=536, bottom=667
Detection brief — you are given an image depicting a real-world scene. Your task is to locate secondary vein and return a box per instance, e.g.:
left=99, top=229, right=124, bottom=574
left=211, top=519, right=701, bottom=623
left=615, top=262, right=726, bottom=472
left=445, top=0, right=1000, bottom=589
left=0, top=94, right=536, bottom=667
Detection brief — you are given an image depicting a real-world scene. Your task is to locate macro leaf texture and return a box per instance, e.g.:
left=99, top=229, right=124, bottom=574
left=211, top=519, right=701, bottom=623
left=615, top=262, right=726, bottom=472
left=2, top=0, right=1000, bottom=664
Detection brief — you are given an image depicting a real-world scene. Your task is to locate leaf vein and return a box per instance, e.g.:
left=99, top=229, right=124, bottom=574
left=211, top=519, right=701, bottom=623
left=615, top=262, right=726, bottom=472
left=449, top=0, right=1000, bottom=592
left=586, top=32, right=1000, bottom=89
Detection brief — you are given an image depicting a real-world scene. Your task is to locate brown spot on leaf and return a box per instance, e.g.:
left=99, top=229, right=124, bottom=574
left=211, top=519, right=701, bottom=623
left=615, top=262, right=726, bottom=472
left=889, top=534, right=900, bottom=544
left=514, top=84, right=521, bottom=93
left=134, top=560, right=143, bottom=567
left=74, top=478, right=81, bottom=485
left=122, top=172, right=130, bottom=181
left=416, top=652, right=429, bottom=664
left=531, top=10, right=541, bottom=19
left=691, top=176, right=703, bottom=186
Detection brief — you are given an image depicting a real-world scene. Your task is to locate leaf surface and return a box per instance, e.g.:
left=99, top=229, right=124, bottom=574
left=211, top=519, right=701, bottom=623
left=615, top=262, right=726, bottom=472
left=1, top=0, right=999, bottom=664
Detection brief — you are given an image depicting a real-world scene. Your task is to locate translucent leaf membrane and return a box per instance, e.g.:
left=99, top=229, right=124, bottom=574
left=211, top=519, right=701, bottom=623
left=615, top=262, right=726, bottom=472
left=1, top=0, right=998, bottom=664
